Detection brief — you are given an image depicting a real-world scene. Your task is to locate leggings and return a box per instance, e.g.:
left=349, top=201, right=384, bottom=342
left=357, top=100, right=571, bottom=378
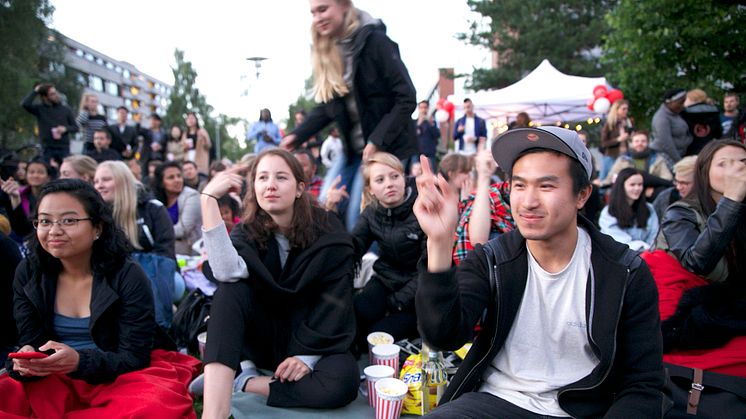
left=204, top=281, right=359, bottom=408
left=354, top=277, right=418, bottom=352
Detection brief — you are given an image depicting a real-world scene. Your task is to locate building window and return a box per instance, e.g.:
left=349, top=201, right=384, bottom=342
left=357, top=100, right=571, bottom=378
left=115, top=66, right=122, bottom=74
left=76, top=73, right=87, bottom=85
left=148, top=93, right=156, bottom=101
left=85, top=52, right=94, bottom=61
left=132, top=100, right=140, bottom=109
left=105, top=81, right=119, bottom=96
left=89, top=75, right=104, bottom=92
left=106, top=106, right=118, bottom=121
left=95, top=57, right=104, bottom=66
left=132, top=113, right=141, bottom=122
left=106, top=61, right=114, bottom=70
left=76, top=49, right=84, bottom=57
left=123, top=69, right=130, bottom=79
left=130, top=86, right=140, bottom=96
left=125, top=99, right=132, bottom=107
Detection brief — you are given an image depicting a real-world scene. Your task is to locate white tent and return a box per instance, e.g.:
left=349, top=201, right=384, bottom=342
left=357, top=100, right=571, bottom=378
left=454, top=59, right=608, bottom=125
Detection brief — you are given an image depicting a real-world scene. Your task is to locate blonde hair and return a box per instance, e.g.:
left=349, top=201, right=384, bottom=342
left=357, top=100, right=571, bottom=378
left=686, top=89, right=710, bottom=105
left=361, top=152, right=404, bottom=209
left=97, top=161, right=142, bottom=250
left=78, top=92, right=97, bottom=112
left=673, top=155, right=697, bottom=177
left=605, top=99, right=629, bottom=129
left=62, top=155, right=98, bottom=184
left=310, top=0, right=359, bottom=103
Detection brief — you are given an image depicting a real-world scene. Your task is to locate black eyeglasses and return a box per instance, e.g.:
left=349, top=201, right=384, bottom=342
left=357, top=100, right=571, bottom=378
left=32, top=217, right=93, bottom=230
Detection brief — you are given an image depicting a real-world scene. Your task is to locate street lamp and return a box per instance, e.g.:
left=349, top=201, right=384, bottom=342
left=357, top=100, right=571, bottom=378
left=246, top=57, right=268, bottom=80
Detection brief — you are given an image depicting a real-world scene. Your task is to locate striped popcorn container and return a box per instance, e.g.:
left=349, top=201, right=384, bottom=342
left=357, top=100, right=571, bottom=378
left=375, top=378, right=408, bottom=419
left=371, top=344, right=400, bottom=377
left=364, top=365, right=395, bottom=407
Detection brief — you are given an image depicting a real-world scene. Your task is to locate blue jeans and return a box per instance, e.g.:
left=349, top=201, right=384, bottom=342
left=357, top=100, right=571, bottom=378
left=599, top=155, right=616, bottom=182
left=319, top=153, right=363, bottom=231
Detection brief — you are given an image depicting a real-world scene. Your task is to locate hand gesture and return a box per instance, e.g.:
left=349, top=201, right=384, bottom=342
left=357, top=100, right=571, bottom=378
left=323, top=175, right=349, bottom=212
left=460, top=176, right=474, bottom=201
left=0, top=177, right=22, bottom=209
left=722, top=157, right=746, bottom=202
left=202, top=165, right=246, bottom=199
left=14, top=341, right=80, bottom=377
left=475, top=149, right=496, bottom=182
left=274, top=356, right=311, bottom=383
left=413, top=155, right=459, bottom=244
left=280, top=134, right=297, bottom=151
left=457, top=124, right=465, bottom=133
left=362, top=143, right=378, bottom=162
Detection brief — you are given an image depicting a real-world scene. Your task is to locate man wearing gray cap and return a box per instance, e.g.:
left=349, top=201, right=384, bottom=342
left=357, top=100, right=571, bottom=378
left=413, top=127, right=668, bottom=418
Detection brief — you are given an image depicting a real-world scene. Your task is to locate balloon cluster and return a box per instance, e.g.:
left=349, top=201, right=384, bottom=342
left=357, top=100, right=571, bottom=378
left=435, top=98, right=455, bottom=123
left=587, top=85, right=624, bottom=114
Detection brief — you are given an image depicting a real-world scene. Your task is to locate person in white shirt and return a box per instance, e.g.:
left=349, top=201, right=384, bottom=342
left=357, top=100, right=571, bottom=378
left=453, top=98, right=487, bottom=155
left=320, top=127, right=343, bottom=170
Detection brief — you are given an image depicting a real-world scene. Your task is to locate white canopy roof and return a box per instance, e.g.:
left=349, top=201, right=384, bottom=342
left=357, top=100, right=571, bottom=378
left=454, top=59, right=608, bottom=125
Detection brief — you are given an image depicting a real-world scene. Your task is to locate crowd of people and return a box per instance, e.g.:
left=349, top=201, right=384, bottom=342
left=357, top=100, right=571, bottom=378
left=1, top=0, right=745, bottom=418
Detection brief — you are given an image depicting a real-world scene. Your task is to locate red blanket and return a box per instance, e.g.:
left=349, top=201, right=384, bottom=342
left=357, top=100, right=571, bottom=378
left=641, top=250, right=746, bottom=378
left=0, top=349, right=200, bottom=418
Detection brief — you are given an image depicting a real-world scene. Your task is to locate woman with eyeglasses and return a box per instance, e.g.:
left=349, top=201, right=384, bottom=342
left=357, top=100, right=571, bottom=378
left=0, top=179, right=198, bottom=417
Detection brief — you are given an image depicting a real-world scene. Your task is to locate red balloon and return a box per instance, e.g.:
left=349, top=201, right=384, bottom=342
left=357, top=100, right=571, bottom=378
left=586, top=97, right=595, bottom=111
left=436, top=98, right=446, bottom=110
left=593, top=85, right=608, bottom=99
left=443, top=101, right=455, bottom=113
left=606, top=89, right=624, bottom=104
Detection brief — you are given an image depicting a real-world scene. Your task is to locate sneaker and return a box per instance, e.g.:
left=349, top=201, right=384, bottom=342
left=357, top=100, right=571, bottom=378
left=188, top=372, right=205, bottom=395
left=232, top=360, right=259, bottom=393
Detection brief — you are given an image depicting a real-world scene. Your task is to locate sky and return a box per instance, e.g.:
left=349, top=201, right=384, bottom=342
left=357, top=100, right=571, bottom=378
left=49, top=0, right=491, bottom=133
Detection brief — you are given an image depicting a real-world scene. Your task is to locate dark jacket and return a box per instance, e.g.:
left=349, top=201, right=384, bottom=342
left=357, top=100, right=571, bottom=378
left=654, top=197, right=744, bottom=283
left=10, top=259, right=155, bottom=384
left=352, top=179, right=424, bottom=311
left=453, top=114, right=487, bottom=152
left=416, top=118, right=440, bottom=157
left=290, top=26, right=417, bottom=161
left=229, top=208, right=356, bottom=356
left=0, top=234, right=22, bottom=351
left=21, top=90, right=78, bottom=148
left=416, top=216, right=668, bottom=418
left=85, top=148, right=122, bottom=164
left=137, top=188, right=176, bottom=259
left=107, top=124, right=138, bottom=155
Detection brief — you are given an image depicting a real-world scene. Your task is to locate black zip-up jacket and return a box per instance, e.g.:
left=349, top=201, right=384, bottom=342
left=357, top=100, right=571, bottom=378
left=352, top=179, right=425, bottom=310
left=290, top=24, right=417, bottom=161
left=21, top=91, right=78, bottom=148
left=417, top=216, right=669, bottom=418
left=10, top=259, right=155, bottom=384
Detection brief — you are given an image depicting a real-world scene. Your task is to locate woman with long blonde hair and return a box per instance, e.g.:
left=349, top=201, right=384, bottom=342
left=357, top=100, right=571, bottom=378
left=280, top=0, right=417, bottom=231
left=600, top=99, right=633, bottom=180
left=94, top=161, right=175, bottom=258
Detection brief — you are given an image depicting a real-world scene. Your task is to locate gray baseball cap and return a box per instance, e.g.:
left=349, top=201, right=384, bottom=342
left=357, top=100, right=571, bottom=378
left=491, top=126, right=593, bottom=180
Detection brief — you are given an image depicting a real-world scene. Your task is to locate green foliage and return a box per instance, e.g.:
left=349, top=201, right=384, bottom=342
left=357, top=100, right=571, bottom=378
left=603, top=0, right=746, bottom=126
left=0, top=1, right=84, bottom=150
left=460, top=0, right=612, bottom=91
left=165, top=49, right=245, bottom=162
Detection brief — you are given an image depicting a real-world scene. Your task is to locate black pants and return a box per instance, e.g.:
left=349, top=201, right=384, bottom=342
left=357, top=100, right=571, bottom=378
left=43, top=145, right=68, bottom=166
left=354, top=277, right=418, bottom=352
left=425, top=392, right=570, bottom=419
left=204, top=281, right=359, bottom=408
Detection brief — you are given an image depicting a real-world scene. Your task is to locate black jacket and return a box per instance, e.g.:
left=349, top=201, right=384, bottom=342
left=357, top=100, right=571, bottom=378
left=107, top=124, right=138, bottom=155
left=21, top=91, right=78, bottom=148
left=85, top=148, right=122, bottom=164
left=136, top=189, right=176, bottom=259
left=229, top=208, right=356, bottom=356
left=0, top=234, right=22, bottom=351
left=10, top=259, right=155, bottom=384
left=290, top=25, right=417, bottom=161
left=352, top=179, right=424, bottom=310
left=655, top=197, right=744, bottom=283
left=416, top=216, right=668, bottom=418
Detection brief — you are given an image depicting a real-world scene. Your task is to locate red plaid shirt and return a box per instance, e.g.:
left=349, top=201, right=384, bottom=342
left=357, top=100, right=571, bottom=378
left=307, top=176, right=324, bottom=201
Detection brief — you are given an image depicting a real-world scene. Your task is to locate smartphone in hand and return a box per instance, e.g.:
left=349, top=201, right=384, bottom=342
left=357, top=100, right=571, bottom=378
left=8, top=352, right=49, bottom=360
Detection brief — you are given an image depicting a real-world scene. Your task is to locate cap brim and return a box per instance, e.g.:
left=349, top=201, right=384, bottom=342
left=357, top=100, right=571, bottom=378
left=491, top=128, right=578, bottom=174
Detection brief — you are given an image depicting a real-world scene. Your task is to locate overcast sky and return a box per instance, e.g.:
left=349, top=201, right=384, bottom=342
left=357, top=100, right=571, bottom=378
left=49, top=0, right=491, bottom=131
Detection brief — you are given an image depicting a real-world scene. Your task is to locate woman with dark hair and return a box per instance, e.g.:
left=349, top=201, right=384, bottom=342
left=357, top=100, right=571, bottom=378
left=599, top=167, right=658, bottom=251
left=153, top=161, right=201, bottom=255
left=653, top=140, right=746, bottom=352
left=166, top=124, right=186, bottom=162
left=247, top=108, right=282, bottom=154
left=1, top=158, right=52, bottom=239
left=196, top=149, right=358, bottom=418
left=0, top=179, right=198, bottom=417
left=280, top=0, right=417, bottom=231
left=182, top=112, right=212, bottom=175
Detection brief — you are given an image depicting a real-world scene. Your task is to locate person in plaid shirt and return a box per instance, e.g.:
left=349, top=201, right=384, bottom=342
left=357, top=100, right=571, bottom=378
left=452, top=150, right=515, bottom=265
left=293, top=149, right=324, bottom=201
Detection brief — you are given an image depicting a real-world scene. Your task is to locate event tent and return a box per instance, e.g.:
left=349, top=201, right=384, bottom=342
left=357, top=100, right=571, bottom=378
left=453, top=59, right=609, bottom=125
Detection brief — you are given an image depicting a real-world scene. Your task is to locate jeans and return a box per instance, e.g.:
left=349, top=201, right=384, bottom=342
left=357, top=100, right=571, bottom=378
left=599, top=155, right=616, bottom=182
left=319, top=153, right=363, bottom=231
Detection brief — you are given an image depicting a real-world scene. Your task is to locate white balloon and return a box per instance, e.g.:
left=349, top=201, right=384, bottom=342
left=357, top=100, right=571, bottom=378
left=435, top=109, right=450, bottom=122
left=593, top=97, right=611, bottom=114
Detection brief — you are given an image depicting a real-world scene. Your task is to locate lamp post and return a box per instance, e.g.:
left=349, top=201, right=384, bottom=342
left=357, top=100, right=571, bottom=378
left=246, top=57, right=268, bottom=80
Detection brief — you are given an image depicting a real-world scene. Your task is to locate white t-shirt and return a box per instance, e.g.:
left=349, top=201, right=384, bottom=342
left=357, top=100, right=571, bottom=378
left=479, top=227, right=599, bottom=416
left=461, top=116, right=478, bottom=155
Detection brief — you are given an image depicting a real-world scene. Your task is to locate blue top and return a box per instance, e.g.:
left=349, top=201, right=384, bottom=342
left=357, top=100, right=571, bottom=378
left=54, top=313, right=98, bottom=351
left=247, top=121, right=281, bottom=154
left=599, top=202, right=659, bottom=252
left=167, top=202, right=179, bottom=224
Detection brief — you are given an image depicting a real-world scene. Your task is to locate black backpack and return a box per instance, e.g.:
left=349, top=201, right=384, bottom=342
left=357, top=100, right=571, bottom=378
left=170, top=288, right=211, bottom=352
